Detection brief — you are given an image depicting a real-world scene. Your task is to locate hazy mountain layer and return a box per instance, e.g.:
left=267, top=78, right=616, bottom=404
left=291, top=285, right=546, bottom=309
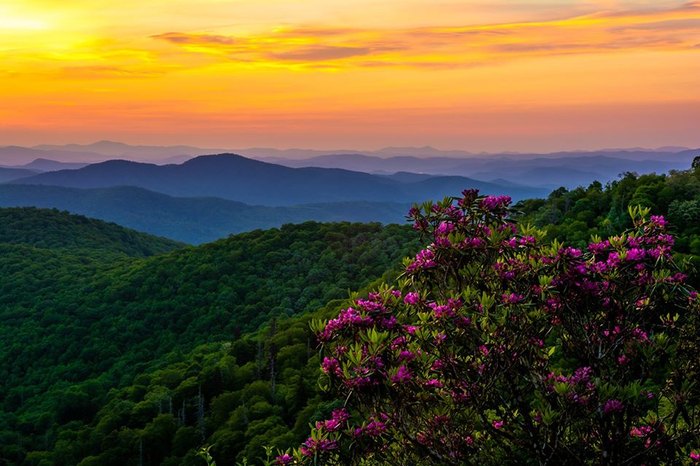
left=10, top=153, right=549, bottom=206
left=265, top=150, right=698, bottom=188
left=0, top=184, right=411, bottom=243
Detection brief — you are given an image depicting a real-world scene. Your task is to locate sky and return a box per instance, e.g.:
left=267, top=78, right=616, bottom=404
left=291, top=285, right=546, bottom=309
left=1, top=0, right=699, bottom=152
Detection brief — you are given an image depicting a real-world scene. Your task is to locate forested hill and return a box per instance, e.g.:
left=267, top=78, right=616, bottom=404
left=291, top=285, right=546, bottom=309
left=515, top=167, right=700, bottom=259
left=0, top=207, right=183, bottom=257
left=7, top=165, right=700, bottom=465
left=0, top=217, right=420, bottom=465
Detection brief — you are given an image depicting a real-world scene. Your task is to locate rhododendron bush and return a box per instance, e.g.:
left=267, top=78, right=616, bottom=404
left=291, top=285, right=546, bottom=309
left=283, top=190, right=700, bottom=465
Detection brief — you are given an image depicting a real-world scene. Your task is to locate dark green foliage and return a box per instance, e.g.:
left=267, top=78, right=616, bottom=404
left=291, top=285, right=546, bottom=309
left=38, top=300, right=369, bottom=466
left=515, top=168, right=700, bottom=280
left=0, top=213, right=419, bottom=465
left=0, top=207, right=183, bottom=257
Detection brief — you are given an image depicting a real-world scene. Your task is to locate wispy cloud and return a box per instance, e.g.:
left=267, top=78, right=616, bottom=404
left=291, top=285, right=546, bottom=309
left=60, top=65, right=161, bottom=78
left=611, top=17, right=700, bottom=31
left=268, top=45, right=372, bottom=61
left=149, top=2, right=700, bottom=69
left=151, top=32, right=236, bottom=45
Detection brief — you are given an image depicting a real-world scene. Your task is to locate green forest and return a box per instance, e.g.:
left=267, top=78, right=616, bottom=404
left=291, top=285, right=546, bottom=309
left=2, top=163, right=700, bottom=465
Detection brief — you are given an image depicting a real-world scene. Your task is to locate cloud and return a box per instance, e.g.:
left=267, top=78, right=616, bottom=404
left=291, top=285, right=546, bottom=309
left=273, top=26, right=362, bottom=38
left=152, top=32, right=235, bottom=45
left=492, top=36, right=683, bottom=55
left=60, top=65, right=159, bottom=78
left=611, top=18, right=700, bottom=31
left=147, top=1, right=700, bottom=69
left=268, top=45, right=372, bottom=61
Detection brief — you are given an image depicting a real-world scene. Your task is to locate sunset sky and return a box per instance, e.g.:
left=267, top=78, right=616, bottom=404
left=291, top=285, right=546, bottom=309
left=1, top=0, right=699, bottom=151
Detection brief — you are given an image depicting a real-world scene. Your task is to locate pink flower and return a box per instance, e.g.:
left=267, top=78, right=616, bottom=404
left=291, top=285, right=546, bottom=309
left=321, top=357, right=340, bottom=375
left=425, top=378, right=444, bottom=388
left=435, top=221, right=455, bottom=235
left=430, top=302, right=454, bottom=318
left=331, top=408, right=350, bottom=423
left=630, top=425, right=653, bottom=438
left=588, top=240, right=610, bottom=254
left=602, top=399, right=624, bottom=415
left=434, top=333, right=447, bottom=345
left=363, top=419, right=387, bottom=437
left=431, top=359, right=444, bottom=371
left=632, top=327, right=649, bottom=342
left=391, top=336, right=407, bottom=349
left=300, top=437, right=338, bottom=456
left=560, top=247, right=582, bottom=258
left=391, top=365, right=412, bottom=383
left=404, top=292, right=420, bottom=305
left=626, top=248, right=646, bottom=261
left=502, top=293, right=524, bottom=304
left=650, top=215, right=667, bottom=228
left=492, top=420, right=504, bottom=429
left=690, top=451, right=700, bottom=462
left=275, top=453, right=294, bottom=465
left=480, top=195, right=511, bottom=211
left=317, top=418, right=341, bottom=431
left=407, top=248, right=437, bottom=273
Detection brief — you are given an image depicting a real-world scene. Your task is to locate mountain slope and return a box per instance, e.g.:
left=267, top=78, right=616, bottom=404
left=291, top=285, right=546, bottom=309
left=10, top=154, right=548, bottom=205
left=0, top=184, right=410, bottom=243
left=0, top=167, right=39, bottom=183
left=0, top=145, right=107, bottom=165
left=20, top=158, right=89, bottom=171
left=28, top=166, right=700, bottom=466
left=0, top=207, right=183, bottom=256
left=0, top=215, right=420, bottom=465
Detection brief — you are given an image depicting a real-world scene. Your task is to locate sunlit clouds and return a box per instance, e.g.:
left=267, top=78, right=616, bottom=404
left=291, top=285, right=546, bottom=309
left=1, top=0, right=699, bottom=151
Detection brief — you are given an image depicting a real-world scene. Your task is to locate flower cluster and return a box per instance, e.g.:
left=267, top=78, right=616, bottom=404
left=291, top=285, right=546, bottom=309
left=287, top=192, right=699, bottom=465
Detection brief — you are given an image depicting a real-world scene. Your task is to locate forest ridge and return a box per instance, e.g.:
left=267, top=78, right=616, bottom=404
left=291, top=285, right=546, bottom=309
left=1, top=161, right=700, bottom=464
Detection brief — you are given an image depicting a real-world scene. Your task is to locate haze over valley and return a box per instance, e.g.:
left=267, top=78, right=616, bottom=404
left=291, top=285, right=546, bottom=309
left=1, top=142, right=696, bottom=243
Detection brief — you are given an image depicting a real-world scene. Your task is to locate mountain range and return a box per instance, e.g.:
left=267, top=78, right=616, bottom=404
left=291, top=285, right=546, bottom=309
left=262, top=150, right=698, bottom=188
left=0, top=184, right=410, bottom=244
left=0, top=142, right=696, bottom=244
left=7, top=153, right=549, bottom=206
left=2, top=142, right=696, bottom=190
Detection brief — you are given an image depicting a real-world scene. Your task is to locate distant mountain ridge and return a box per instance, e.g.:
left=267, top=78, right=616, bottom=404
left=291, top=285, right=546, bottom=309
left=0, top=184, right=411, bottom=244
left=10, top=153, right=549, bottom=206
left=0, top=167, right=39, bottom=183
left=0, top=141, right=700, bottom=196
left=34, top=140, right=228, bottom=163
left=0, top=146, right=109, bottom=165
left=262, top=150, right=699, bottom=188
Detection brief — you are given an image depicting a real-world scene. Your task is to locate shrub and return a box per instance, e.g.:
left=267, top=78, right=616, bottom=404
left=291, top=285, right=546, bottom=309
left=284, top=190, right=700, bottom=465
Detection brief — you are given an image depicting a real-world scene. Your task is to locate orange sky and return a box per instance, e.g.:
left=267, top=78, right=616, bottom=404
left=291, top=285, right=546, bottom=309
left=1, top=0, right=699, bottom=151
